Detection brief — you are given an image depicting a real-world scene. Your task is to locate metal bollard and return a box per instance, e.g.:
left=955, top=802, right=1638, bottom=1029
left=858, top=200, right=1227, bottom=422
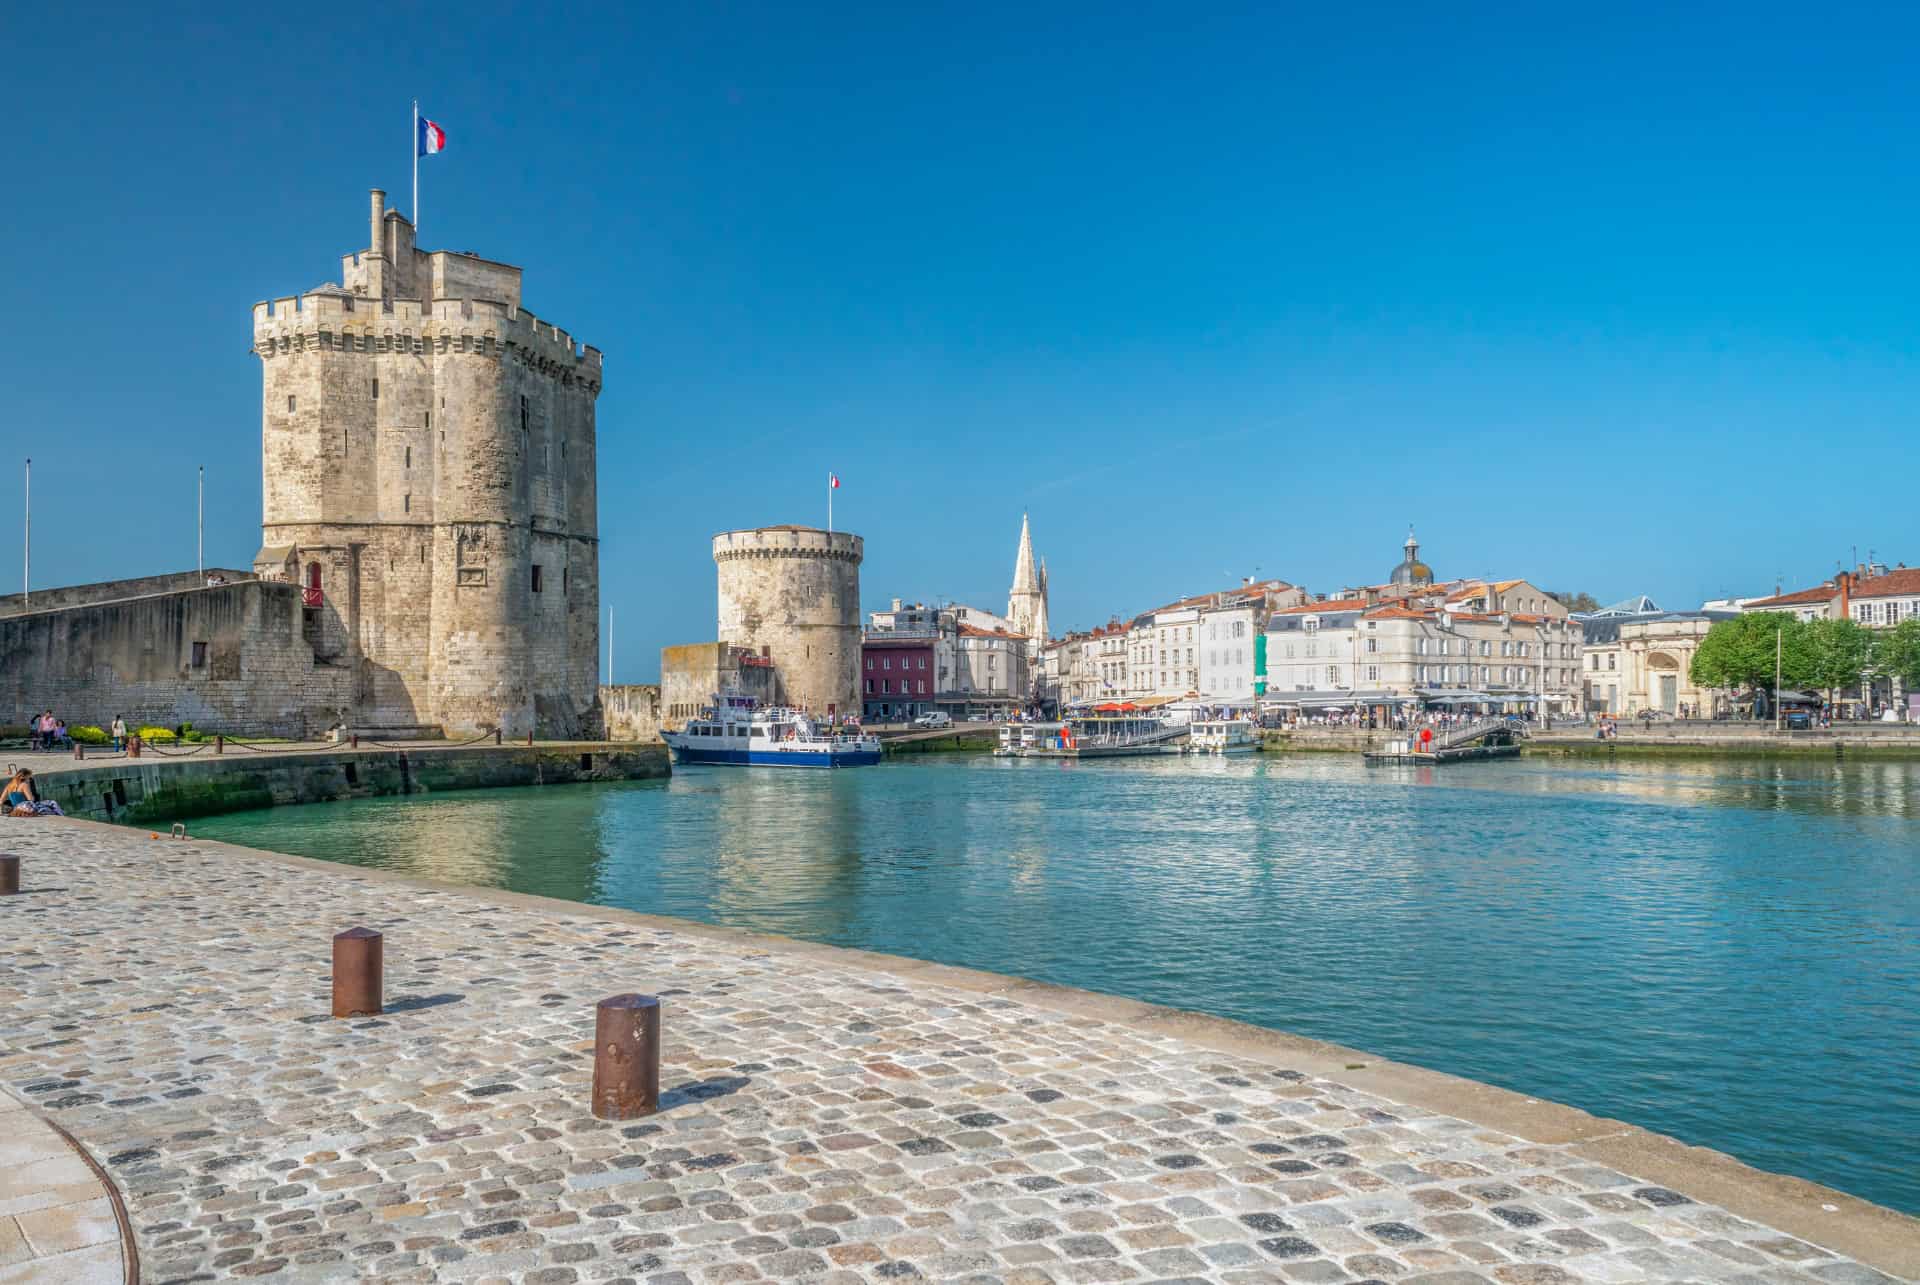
left=350, top=733, right=359, bottom=749
left=128, top=737, right=141, bottom=760
left=215, top=735, right=225, bottom=755
left=591, top=993, right=661, bottom=1119
left=0, top=855, right=19, bottom=896
left=527, top=732, right=534, bottom=747
left=494, top=728, right=502, bottom=746
left=73, top=742, right=84, bottom=760
left=331, top=927, right=384, bottom=1018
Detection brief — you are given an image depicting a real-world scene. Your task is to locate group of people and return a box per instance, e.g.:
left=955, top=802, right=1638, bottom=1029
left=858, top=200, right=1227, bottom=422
left=26, top=710, right=68, bottom=751
left=2, top=769, right=62, bottom=818
left=21, top=712, right=131, bottom=752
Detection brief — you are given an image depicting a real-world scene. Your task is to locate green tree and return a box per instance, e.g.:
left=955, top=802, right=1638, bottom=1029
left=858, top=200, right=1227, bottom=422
left=1551, top=590, right=1601, bottom=614
left=1690, top=613, right=1814, bottom=712
left=1804, top=617, right=1872, bottom=710
left=1872, top=618, right=1920, bottom=689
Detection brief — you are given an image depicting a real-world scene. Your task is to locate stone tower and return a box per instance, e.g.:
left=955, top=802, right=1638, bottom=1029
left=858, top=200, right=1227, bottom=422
left=1006, top=513, right=1049, bottom=647
left=251, top=189, right=603, bottom=737
left=713, top=526, right=862, bottom=716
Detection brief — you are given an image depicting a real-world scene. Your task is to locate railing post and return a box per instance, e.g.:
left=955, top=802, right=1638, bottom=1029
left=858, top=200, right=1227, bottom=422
left=73, top=742, right=84, bottom=761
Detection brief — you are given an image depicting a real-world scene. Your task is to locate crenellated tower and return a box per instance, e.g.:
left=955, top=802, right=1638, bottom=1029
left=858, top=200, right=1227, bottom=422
left=251, top=188, right=603, bottom=737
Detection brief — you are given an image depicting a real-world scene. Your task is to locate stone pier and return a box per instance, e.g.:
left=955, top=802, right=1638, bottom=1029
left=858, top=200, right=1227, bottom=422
left=0, top=821, right=1913, bottom=1283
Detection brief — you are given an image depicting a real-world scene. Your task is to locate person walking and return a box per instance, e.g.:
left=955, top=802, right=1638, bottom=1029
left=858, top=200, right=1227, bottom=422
left=111, top=715, right=127, bottom=753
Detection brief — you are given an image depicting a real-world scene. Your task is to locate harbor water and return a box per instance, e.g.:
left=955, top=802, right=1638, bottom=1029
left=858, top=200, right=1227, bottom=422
left=193, top=754, right=1920, bottom=1215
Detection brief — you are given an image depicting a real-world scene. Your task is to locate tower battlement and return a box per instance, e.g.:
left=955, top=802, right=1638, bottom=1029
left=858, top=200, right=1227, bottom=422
left=253, top=294, right=602, bottom=381
left=712, top=526, right=863, bottom=565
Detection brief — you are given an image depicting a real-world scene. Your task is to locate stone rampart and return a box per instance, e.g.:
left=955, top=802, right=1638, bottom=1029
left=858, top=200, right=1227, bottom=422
left=0, top=569, right=254, bottom=619
left=601, top=684, right=662, bottom=743
left=0, top=581, right=351, bottom=737
left=29, top=741, right=667, bottom=824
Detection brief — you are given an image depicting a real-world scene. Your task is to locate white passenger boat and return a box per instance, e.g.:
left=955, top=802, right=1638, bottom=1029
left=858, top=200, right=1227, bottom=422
left=663, top=693, right=881, bottom=768
left=1188, top=718, right=1260, bottom=755
left=995, top=722, right=1071, bottom=756
left=1000, top=712, right=1181, bottom=759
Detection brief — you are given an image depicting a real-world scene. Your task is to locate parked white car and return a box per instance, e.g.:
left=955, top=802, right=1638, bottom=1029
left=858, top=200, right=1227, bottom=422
left=912, top=711, right=953, bottom=729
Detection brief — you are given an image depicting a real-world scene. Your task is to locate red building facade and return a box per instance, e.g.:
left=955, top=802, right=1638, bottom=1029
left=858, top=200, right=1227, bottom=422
left=862, top=636, right=935, bottom=720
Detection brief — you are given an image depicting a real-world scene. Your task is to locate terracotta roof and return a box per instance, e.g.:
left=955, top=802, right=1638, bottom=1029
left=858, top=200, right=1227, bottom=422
left=958, top=624, right=1023, bottom=639
left=1852, top=568, right=1920, bottom=598
left=1746, top=582, right=1838, bottom=608
left=1361, top=605, right=1431, bottom=620
left=1273, top=598, right=1368, bottom=615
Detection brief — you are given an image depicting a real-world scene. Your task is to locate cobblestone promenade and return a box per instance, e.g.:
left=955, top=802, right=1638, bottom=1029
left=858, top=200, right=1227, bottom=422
left=0, top=821, right=1912, bottom=1284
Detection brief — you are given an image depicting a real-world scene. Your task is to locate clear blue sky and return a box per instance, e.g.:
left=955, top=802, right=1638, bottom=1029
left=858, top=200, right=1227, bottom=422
left=5, top=3, right=1917, bottom=679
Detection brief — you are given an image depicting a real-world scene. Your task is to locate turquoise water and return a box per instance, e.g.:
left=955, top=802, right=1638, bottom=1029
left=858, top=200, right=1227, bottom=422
left=193, top=754, right=1920, bottom=1215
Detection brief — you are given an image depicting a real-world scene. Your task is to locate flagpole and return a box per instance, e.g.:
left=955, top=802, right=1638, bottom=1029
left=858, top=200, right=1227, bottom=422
left=21, top=457, right=28, bottom=607
left=197, top=465, right=204, bottom=580
left=412, top=100, right=420, bottom=234
left=827, top=473, right=833, bottom=535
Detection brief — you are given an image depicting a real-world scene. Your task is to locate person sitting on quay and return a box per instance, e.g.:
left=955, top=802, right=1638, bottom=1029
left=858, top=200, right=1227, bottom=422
left=3, top=768, right=62, bottom=817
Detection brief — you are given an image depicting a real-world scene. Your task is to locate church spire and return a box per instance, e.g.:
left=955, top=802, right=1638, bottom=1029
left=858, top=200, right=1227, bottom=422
left=1011, top=512, right=1039, bottom=593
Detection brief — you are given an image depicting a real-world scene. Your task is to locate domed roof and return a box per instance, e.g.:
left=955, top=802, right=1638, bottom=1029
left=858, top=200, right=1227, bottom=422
left=1389, top=528, right=1433, bottom=587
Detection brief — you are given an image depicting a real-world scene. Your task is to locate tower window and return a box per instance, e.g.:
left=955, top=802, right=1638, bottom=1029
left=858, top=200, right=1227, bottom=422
left=191, top=641, right=208, bottom=668
left=371, top=378, right=379, bottom=400
left=404, top=446, right=411, bottom=469
left=287, top=395, right=296, bottom=412
left=521, top=396, right=529, bottom=434
left=531, top=565, right=543, bottom=593
left=424, top=411, right=431, bottom=428
left=403, top=493, right=411, bottom=513
left=563, top=567, right=570, bottom=593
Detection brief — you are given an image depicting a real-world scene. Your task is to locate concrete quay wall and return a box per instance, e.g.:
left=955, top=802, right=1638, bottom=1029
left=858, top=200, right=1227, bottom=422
left=26, top=741, right=669, bottom=825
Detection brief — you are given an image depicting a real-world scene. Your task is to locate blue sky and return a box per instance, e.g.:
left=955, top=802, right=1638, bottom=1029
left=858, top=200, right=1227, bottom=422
left=5, top=3, right=1917, bottom=678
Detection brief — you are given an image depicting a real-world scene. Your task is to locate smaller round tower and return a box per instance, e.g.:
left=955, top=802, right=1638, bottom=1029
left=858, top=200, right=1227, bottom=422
left=713, top=526, right=863, bottom=716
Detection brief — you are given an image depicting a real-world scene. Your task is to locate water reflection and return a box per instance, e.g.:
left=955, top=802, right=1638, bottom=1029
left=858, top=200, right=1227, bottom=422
left=195, top=756, right=1920, bottom=1216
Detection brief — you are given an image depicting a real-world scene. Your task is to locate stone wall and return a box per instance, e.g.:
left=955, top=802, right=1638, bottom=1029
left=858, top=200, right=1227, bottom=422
left=659, top=644, right=781, bottom=730
left=0, top=570, right=255, bottom=619
left=0, top=581, right=352, bottom=737
left=713, top=527, right=862, bottom=717
left=31, top=742, right=670, bottom=825
left=601, top=684, right=662, bottom=742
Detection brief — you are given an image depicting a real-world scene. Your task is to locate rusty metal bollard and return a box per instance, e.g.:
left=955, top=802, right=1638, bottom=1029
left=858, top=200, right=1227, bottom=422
left=128, top=737, right=141, bottom=759
left=350, top=733, right=359, bottom=749
left=215, top=735, right=225, bottom=755
left=331, top=927, right=384, bottom=1018
left=73, top=742, right=84, bottom=760
left=527, top=731, right=534, bottom=747
left=591, top=994, right=661, bottom=1119
left=0, top=855, right=19, bottom=896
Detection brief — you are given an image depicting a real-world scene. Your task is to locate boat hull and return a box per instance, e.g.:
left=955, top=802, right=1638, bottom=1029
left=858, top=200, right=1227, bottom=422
left=667, top=744, right=882, bottom=769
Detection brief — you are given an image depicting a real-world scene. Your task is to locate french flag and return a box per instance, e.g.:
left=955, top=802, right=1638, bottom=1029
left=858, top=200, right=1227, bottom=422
left=418, top=116, right=447, bottom=157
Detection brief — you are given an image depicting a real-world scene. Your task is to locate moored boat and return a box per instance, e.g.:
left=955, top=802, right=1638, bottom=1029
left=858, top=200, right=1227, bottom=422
left=1188, top=718, right=1259, bottom=755
left=663, top=694, right=881, bottom=768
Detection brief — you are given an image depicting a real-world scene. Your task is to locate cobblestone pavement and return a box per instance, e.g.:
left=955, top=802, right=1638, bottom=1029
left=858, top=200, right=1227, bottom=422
left=0, top=822, right=1908, bottom=1284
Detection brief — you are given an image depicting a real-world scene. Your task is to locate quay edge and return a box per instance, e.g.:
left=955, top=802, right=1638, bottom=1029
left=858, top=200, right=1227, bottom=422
left=20, top=742, right=670, bottom=825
